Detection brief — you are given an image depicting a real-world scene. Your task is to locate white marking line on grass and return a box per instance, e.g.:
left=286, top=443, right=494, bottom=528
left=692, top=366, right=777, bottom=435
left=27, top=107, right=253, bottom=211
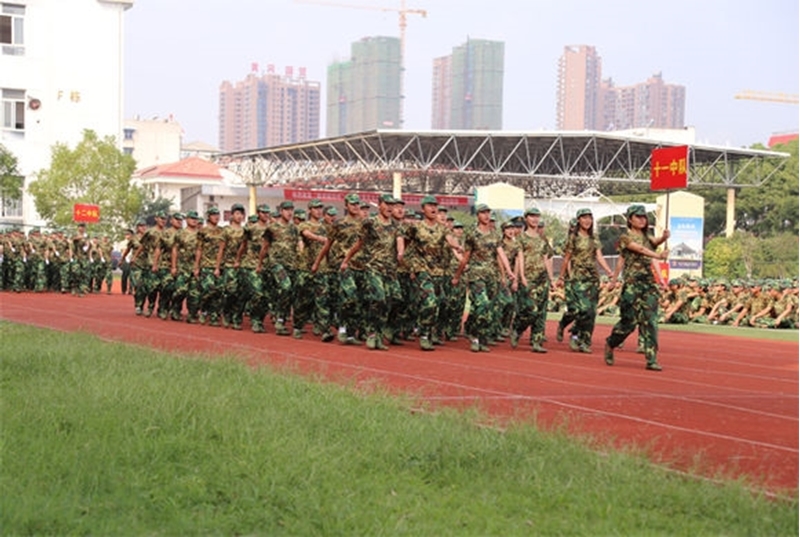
left=4, top=301, right=798, bottom=452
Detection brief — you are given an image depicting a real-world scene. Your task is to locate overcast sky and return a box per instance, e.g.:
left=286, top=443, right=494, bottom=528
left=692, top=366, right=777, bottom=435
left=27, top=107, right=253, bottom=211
left=124, top=0, right=799, bottom=149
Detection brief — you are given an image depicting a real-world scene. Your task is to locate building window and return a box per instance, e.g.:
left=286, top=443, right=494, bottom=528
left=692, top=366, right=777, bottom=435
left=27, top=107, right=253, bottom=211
left=1, top=88, right=24, bottom=130
left=123, top=147, right=134, bottom=156
left=123, top=128, right=135, bottom=140
left=0, top=3, right=24, bottom=56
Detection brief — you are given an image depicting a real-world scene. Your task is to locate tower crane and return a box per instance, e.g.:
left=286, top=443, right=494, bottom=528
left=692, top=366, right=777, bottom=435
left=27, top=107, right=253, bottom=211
left=734, top=90, right=799, bottom=104
left=295, top=0, right=427, bottom=127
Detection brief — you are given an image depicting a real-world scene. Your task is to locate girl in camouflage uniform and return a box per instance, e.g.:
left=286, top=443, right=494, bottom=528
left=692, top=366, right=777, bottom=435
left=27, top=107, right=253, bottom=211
left=604, top=205, right=669, bottom=371
left=556, top=208, right=614, bottom=353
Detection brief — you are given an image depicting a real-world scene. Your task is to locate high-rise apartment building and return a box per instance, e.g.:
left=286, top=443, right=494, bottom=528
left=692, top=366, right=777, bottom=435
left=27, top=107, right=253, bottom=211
left=601, top=73, right=686, bottom=130
left=326, top=36, right=401, bottom=137
left=556, top=45, right=603, bottom=130
left=218, top=66, right=320, bottom=152
left=432, top=38, right=504, bottom=130
left=557, top=45, right=685, bottom=132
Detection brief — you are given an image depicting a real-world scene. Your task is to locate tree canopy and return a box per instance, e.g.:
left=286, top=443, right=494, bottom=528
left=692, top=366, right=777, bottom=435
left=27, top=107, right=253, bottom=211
left=28, top=130, right=143, bottom=237
left=0, top=144, right=23, bottom=201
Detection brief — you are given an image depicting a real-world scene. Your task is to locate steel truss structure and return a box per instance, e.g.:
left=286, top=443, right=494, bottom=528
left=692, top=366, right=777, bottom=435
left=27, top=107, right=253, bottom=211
left=219, top=130, right=789, bottom=197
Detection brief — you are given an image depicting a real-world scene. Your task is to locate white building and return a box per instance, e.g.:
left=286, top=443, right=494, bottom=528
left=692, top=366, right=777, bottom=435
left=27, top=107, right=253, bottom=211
left=122, top=115, right=183, bottom=169
left=0, top=0, right=134, bottom=228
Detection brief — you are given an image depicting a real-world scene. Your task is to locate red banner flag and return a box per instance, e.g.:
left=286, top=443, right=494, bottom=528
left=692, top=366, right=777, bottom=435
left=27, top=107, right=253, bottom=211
left=73, top=203, right=100, bottom=223
left=650, top=145, right=688, bottom=191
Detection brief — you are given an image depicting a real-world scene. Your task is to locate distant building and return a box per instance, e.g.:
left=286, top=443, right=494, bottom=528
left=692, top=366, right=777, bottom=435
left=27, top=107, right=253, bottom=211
left=181, top=140, right=218, bottom=160
left=556, top=45, right=685, bottom=132
left=605, top=72, right=686, bottom=130
left=432, top=38, right=504, bottom=130
left=0, top=0, right=134, bottom=228
left=556, top=45, right=603, bottom=130
left=122, top=116, right=182, bottom=169
left=218, top=65, right=320, bottom=152
left=326, top=36, right=401, bottom=137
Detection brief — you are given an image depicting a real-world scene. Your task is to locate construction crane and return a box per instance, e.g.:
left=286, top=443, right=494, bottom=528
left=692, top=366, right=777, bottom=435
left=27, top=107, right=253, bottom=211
left=734, top=90, right=799, bottom=104
left=295, top=0, right=427, bottom=127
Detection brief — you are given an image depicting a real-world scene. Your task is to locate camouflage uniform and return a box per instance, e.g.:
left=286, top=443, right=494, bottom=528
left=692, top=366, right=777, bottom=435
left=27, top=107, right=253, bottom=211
left=25, top=231, right=48, bottom=292
left=498, top=232, right=520, bottom=338
left=137, top=224, right=165, bottom=317
left=261, top=215, right=299, bottom=335
left=240, top=219, right=269, bottom=332
left=514, top=230, right=552, bottom=349
left=326, top=213, right=365, bottom=342
left=69, top=228, right=91, bottom=296
left=355, top=212, right=399, bottom=349
left=94, top=238, right=114, bottom=294
left=562, top=232, right=603, bottom=349
left=403, top=219, right=451, bottom=347
left=126, top=229, right=149, bottom=313
left=298, top=215, right=331, bottom=338
left=395, top=219, right=420, bottom=340
left=218, top=221, right=246, bottom=329
left=461, top=225, right=504, bottom=348
left=605, top=231, right=661, bottom=367
left=440, top=228, right=466, bottom=341
left=171, top=224, right=200, bottom=322
left=195, top=220, right=224, bottom=325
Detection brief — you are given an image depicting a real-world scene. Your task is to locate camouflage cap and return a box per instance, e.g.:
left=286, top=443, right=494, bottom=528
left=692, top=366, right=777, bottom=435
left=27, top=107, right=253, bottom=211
left=136, top=219, right=147, bottom=226
left=231, top=203, right=245, bottom=213
left=576, top=208, right=592, bottom=218
left=294, top=209, right=307, bottom=220
left=452, top=220, right=464, bottom=228
left=279, top=200, right=294, bottom=210
left=247, top=215, right=258, bottom=223
left=308, top=199, right=323, bottom=209
left=420, top=195, right=438, bottom=206
left=437, top=205, right=448, bottom=213
left=626, top=204, right=647, bottom=217
left=155, top=210, right=167, bottom=218
left=185, top=210, right=199, bottom=219
left=324, top=206, right=338, bottom=216
left=206, top=206, right=220, bottom=215
left=172, top=212, right=185, bottom=220
left=524, top=207, right=541, bottom=216
left=257, top=204, right=270, bottom=213
left=475, top=203, right=490, bottom=213
left=344, top=193, right=361, bottom=205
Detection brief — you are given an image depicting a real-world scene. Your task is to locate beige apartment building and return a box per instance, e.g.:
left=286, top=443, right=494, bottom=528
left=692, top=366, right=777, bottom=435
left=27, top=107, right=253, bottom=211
left=557, top=45, right=685, bottom=132
left=218, top=66, right=320, bottom=152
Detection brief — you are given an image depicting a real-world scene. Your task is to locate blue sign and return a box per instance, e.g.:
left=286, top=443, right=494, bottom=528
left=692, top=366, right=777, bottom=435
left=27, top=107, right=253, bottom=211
left=668, top=216, right=703, bottom=271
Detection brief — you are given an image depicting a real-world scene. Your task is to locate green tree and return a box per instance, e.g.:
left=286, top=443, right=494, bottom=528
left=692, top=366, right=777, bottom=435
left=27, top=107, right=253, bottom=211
left=137, top=194, right=174, bottom=225
left=28, top=130, right=142, bottom=237
left=735, top=139, right=798, bottom=236
left=703, top=235, right=745, bottom=278
left=0, top=144, right=23, bottom=204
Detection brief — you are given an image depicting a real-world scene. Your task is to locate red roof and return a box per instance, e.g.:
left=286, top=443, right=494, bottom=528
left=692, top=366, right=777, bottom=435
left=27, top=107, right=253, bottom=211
left=767, top=132, right=798, bottom=148
left=136, top=156, right=223, bottom=180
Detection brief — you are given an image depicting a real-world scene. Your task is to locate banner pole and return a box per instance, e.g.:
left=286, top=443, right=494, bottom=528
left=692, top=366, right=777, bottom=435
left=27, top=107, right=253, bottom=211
left=664, top=190, right=670, bottom=251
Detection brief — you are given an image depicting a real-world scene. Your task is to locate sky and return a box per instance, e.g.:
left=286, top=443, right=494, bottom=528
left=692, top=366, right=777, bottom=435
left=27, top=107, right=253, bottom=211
left=124, top=0, right=799, bottom=149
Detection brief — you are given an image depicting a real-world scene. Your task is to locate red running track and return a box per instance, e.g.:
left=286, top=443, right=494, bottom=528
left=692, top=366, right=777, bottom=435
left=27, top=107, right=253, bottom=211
left=1, top=290, right=797, bottom=495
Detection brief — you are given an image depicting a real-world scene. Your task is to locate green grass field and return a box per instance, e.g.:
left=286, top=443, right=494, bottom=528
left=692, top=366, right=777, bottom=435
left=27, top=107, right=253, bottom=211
left=1, top=322, right=797, bottom=535
left=550, top=312, right=799, bottom=343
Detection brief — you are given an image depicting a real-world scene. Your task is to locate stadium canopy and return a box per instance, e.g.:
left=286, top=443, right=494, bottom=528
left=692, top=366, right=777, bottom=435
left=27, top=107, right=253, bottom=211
left=217, top=130, right=790, bottom=198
